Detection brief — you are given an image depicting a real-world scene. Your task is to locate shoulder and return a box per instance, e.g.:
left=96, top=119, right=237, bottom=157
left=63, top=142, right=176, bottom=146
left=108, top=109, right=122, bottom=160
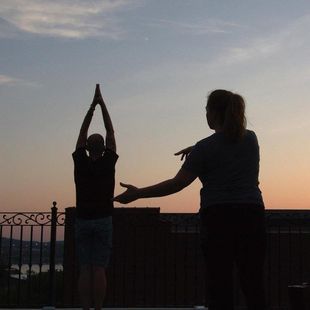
left=245, top=129, right=257, bottom=138
left=103, top=148, right=119, bottom=162
left=194, top=133, right=220, bottom=150
left=72, top=147, right=88, bottom=160
left=182, top=135, right=216, bottom=174
left=244, top=130, right=259, bottom=144
left=184, top=134, right=217, bottom=163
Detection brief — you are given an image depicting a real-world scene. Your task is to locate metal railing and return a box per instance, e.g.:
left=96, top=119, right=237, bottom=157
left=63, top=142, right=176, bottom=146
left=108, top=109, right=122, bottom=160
left=1, top=206, right=310, bottom=309
left=0, top=202, right=65, bottom=307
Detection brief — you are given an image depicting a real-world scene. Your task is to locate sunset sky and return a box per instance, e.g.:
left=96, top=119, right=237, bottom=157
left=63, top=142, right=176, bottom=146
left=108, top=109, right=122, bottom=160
left=1, top=0, right=310, bottom=213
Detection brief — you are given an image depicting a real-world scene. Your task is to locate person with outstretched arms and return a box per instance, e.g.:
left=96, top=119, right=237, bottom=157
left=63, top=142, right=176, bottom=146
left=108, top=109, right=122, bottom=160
left=114, top=89, right=266, bottom=310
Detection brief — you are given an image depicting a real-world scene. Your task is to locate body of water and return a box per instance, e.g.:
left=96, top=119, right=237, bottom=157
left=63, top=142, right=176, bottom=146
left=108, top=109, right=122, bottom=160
left=10, top=264, right=63, bottom=280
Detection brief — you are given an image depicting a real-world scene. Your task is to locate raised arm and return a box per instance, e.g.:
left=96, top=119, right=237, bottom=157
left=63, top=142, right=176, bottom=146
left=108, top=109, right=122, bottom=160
left=113, top=168, right=197, bottom=204
left=97, top=85, right=116, bottom=153
left=75, top=90, right=97, bottom=150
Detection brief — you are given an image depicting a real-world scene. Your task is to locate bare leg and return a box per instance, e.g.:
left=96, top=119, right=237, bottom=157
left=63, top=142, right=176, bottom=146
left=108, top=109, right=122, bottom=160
left=93, top=265, right=107, bottom=310
left=78, top=265, right=92, bottom=310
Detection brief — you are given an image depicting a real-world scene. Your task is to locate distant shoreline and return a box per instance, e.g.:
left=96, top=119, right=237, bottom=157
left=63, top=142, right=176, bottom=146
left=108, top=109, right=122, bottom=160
left=9, top=263, right=63, bottom=280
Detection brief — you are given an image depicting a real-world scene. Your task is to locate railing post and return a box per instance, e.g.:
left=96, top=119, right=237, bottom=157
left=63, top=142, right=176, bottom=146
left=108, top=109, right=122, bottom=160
left=63, top=207, right=77, bottom=306
left=48, top=201, right=57, bottom=308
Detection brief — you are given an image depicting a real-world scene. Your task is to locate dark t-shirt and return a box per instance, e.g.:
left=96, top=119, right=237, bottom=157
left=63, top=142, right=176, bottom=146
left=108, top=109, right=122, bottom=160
left=182, top=130, right=264, bottom=209
left=73, top=147, right=119, bottom=219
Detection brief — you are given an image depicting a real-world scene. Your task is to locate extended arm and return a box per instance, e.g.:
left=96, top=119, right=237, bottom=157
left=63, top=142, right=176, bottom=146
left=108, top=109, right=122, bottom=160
left=113, top=168, right=197, bottom=204
left=75, top=93, right=97, bottom=150
left=97, top=86, right=116, bottom=153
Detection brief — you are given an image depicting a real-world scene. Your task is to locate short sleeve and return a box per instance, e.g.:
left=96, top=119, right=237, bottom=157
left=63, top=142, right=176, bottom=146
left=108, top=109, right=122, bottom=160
left=182, top=142, right=204, bottom=176
left=103, top=148, right=119, bottom=167
left=72, top=147, right=87, bottom=164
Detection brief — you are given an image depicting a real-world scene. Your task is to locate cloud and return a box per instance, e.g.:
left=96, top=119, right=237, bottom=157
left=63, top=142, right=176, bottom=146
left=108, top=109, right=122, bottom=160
left=147, top=18, right=240, bottom=35
left=218, top=14, right=310, bottom=66
left=0, top=0, right=138, bottom=39
left=0, top=74, right=40, bottom=87
left=0, top=74, right=19, bottom=85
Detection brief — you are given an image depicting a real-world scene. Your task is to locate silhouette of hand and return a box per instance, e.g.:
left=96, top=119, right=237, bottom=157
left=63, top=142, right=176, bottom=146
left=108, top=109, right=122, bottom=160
left=174, top=146, right=193, bottom=161
left=95, top=84, right=101, bottom=98
left=91, top=84, right=101, bottom=108
left=113, top=182, right=140, bottom=204
left=94, top=84, right=106, bottom=107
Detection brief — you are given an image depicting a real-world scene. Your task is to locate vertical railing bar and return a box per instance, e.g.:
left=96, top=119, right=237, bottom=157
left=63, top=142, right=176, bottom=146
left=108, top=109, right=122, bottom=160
left=184, top=223, right=188, bottom=306
left=7, top=225, right=13, bottom=306
left=277, top=224, right=281, bottom=308
left=142, top=225, right=146, bottom=306
left=122, top=223, right=126, bottom=306
left=27, top=225, right=34, bottom=303
left=0, top=225, right=2, bottom=306
left=163, top=224, right=168, bottom=306
left=0, top=225, right=2, bottom=259
left=151, top=224, right=154, bottom=306
left=0, top=223, right=2, bottom=306
left=38, top=225, right=44, bottom=301
left=112, top=227, right=116, bottom=307
left=299, top=224, right=303, bottom=282
left=194, top=223, right=198, bottom=305
left=150, top=224, right=153, bottom=307
left=267, top=224, right=271, bottom=307
left=158, top=224, right=163, bottom=307
left=173, top=224, right=177, bottom=306
left=60, top=225, right=65, bottom=307
left=288, top=224, right=292, bottom=284
left=17, top=225, right=24, bottom=305
left=153, top=224, right=157, bottom=306
left=133, top=225, right=137, bottom=306
left=48, top=202, right=57, bottom=307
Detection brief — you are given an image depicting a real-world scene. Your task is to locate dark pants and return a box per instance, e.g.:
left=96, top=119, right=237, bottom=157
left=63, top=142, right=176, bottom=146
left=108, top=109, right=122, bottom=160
left=200, top=204, right=267, bottom=310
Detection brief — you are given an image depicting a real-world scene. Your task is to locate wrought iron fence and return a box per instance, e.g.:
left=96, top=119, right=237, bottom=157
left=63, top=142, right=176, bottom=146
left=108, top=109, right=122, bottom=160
left=1, top=207, right=310, bottom=309
left=0, top=202, right=65, bottom=307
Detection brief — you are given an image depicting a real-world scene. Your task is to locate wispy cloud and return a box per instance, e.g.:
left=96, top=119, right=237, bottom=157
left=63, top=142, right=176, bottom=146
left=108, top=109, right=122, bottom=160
left=0, top=0, right=138, bottom=39
left=218, top=14, right=310, bottom=66
left=147, top=18, right=240, bottom=35
left=0, top=74, right=19, bottom=85
left=0, top=74, right=40, bottom=87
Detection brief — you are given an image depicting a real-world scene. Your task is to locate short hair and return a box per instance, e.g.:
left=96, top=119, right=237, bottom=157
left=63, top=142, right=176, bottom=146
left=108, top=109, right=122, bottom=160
left=86, top=133, right=105, bottom=153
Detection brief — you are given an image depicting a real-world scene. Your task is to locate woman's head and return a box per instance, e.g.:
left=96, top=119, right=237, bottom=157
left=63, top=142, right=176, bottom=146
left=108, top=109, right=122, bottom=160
left=206, top=89, right=246, bottom=141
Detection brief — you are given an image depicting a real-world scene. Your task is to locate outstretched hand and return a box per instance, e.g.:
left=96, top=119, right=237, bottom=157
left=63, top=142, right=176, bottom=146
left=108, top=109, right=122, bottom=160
left=113, top=182, right=140, bottom=204
left=174, top=146, right=193, bottom=161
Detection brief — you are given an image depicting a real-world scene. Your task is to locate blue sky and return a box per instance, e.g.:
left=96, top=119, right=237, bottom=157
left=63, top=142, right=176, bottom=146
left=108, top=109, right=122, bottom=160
left=1, top=0, right=310, bottom=212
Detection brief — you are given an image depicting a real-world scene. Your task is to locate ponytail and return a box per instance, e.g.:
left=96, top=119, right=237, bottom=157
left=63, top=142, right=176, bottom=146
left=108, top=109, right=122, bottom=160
left=207, top=90, right=246, bottom=142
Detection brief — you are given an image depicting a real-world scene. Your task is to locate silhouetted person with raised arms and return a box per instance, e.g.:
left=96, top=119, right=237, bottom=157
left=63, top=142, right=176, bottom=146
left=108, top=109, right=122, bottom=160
left=73, top=84, right=118, bottom=310
left=114, top=89, right=266, bottom=310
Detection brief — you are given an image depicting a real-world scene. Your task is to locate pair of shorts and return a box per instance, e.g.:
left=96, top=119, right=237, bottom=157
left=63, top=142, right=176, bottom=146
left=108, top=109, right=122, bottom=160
left=75, top=216, right=113, bottom=268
